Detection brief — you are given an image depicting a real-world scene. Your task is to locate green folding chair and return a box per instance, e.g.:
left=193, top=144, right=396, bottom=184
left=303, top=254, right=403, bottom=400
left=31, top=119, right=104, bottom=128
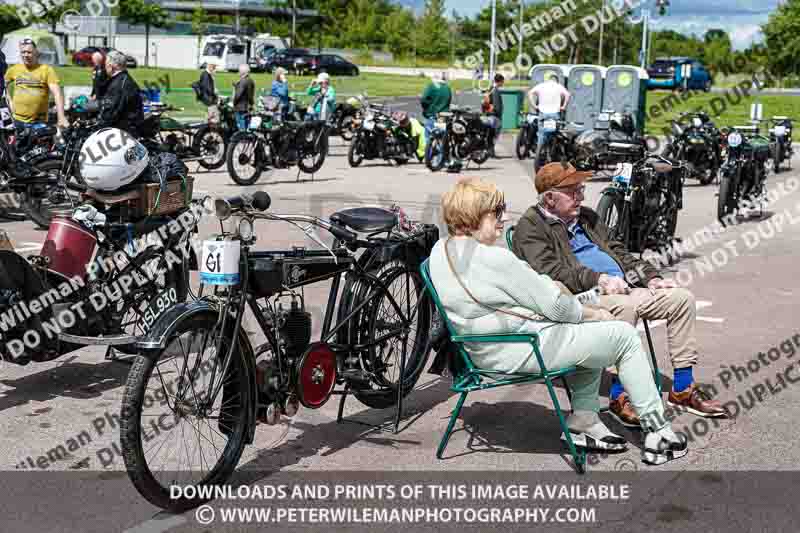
left=420, top=259, right=587, bottom=473
left=505, top=225, right=662, bottom=394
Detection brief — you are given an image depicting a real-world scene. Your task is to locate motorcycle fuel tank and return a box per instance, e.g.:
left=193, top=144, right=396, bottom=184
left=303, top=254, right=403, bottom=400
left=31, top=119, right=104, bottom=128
left=40, top=217, right=99, bottom=281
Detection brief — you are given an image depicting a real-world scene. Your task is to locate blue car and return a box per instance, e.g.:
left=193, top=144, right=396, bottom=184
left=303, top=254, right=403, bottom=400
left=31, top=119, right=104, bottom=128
left=647, top=57, right=713, bottom=92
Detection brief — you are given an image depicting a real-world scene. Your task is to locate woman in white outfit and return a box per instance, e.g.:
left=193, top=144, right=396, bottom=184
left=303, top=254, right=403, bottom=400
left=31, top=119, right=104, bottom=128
left=428, top=177, right=687, bottom=465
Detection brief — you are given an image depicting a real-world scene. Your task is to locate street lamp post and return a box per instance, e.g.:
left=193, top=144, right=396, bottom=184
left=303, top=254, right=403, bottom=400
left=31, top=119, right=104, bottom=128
left=489, top=0, right=497, bottom=81
left=599, top=0, right=605, bottom=65
left=518, top=0, right=524, bottom=80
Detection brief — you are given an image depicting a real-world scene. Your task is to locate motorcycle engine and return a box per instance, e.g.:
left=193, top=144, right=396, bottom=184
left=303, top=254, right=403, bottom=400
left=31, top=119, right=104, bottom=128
left=278, top=298, right=312, bottom=361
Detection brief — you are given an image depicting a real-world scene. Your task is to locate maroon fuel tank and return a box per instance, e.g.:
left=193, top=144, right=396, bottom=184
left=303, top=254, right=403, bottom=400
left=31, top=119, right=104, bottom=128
left=40, top=218, right=98, bottom=281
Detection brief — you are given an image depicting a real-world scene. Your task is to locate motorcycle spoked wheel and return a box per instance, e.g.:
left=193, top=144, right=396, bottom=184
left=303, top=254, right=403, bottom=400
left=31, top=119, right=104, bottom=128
left=24, top=159, right=86, bottom=230
left=339, top=115, right=357, bottom=142
left=516, top=128, right=530, bottom=160
left=120, top=313, right=252, bottom=512
left=297, top=130, right=328, bottom=174
left=226, top=132, right=269, bottom=186
left=596, top=189, right=627, bottom=244
left=193, top=126, right=227, bottom=170
left=348, top=137, right=366, bottom=167
left=425, top=137, right=447, bottom=172
left=773, top=142, right=782, bottom=174
left=352, top=264, right=432, bottom=409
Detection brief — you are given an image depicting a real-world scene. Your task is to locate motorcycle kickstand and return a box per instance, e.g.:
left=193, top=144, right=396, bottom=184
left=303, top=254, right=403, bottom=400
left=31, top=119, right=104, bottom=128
left=104, top=346, right=133, bottom=365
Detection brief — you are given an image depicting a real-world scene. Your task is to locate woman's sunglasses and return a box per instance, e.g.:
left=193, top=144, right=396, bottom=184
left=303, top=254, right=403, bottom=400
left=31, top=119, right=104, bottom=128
left=493, top=201, right=507, bottom=221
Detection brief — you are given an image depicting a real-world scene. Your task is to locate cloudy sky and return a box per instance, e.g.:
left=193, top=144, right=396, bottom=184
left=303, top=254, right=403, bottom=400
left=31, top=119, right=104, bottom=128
left=444, top=0, right=781, bottom=50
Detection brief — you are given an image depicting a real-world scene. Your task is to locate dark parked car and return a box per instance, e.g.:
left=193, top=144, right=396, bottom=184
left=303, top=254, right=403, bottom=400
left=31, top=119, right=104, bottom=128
left=309, top=54, right=360, bottom=77
left=264, top=48, right=312, bottom=73
left=72, top=46, right=137, bottom=68
left=647, top=57, right=712, bottom=91
left=248, top=45, right=277, bottom=72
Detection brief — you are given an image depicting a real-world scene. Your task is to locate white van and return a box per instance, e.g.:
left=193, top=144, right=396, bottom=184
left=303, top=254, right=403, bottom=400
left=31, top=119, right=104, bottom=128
left=198, top=35, right=248, bottom=72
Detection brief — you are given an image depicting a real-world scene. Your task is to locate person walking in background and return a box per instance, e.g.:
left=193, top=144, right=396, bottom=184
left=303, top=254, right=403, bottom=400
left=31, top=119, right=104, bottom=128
left=483, top=73, right=504, bottom=158
left=271, top=67, right=291, bottom=118
left=420, top=71, right=452, bottom=144
left=306, top=72, right=336, bottom=121
left=98, top=50, right=143, bottom=136
left=90, top=51, right=109, bottom=101
left=196, top=61, right=219, bottom=124
left=233, top=64, right=254, bottom=131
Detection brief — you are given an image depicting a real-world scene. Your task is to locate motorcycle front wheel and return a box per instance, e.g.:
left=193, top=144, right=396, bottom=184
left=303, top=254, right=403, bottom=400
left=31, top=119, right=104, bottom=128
left=596, top=189, right=627, bottom=244
left=120, top=312, right=252, bottom=512
left=773, top=142, right=782, bottom=174
left=193, top=125, right=227, bottom=170
left=515, top=128, right=530, bottom=160
left=717, top=173, right=738, bottom=224
left=425, top=137, right=446, bottom=172
left=226, top=131, right=268, bottom=186
left=298, top=133, right=328, bottom=174
left=348, top=137, right=365, bottom=167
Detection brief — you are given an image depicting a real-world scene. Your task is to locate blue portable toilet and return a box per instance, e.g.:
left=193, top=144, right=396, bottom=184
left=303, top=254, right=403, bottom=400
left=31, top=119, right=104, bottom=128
left=565, top=65, right=606, bottom=131
left=603, top=66, right=649, bottom=133
left=529, top=64, right=568, bottom=87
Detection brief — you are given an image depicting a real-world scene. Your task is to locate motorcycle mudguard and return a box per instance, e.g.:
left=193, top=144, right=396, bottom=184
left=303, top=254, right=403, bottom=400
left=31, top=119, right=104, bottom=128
left=134, top=298, right=258, bottom=444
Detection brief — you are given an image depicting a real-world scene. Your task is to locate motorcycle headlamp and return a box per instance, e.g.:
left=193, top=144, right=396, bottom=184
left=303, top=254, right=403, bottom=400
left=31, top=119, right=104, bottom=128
left=727, top=132, right=743, bottom=148
left=672, top=122, right=684, bottom=136
left=214, top=198, right=233, bottom=221
left=453, top=123, right=466, bottom=135
left=693, top=117, right=703, bottom=128
left=237, top=217, right=255, bottom=241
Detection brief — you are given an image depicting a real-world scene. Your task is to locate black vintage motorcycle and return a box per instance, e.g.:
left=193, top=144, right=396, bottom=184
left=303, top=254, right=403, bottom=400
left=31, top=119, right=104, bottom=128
left=662, top=112, right=722, bottom=185
left=425, top=106, right=494, bottom=172
left=120, top=192, right=437, bottom=511
left=348, top=109, right=420, bottom=167
left=515, top=111, right=539, bottom=160
left=533, top=115, right=582, bottom=173
left=768, top=116, right=794, bottom=173
left=225, top=96, right=329, bottom=186
left=139, top=100, right=235, bottom=170
left=572, top=111, right=646, bottom=171
left=717, top=126, right=771, bottom=224
left=596, top=154, right=686, bottom=255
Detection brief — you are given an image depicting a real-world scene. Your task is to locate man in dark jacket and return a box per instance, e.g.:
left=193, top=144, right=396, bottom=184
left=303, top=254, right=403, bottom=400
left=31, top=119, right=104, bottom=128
left=0, top=43, right=7, bottom=100
left=511, top=162, right=726, bottom=428
left=197, top=62, right=219, bottom=124
left=233, top=64, right=254, bottom=131
left=487, top=73, right=504, bottom=157
left=90, top=51, right=109, bottom=101
left=99, top=51, right=144, bottom=136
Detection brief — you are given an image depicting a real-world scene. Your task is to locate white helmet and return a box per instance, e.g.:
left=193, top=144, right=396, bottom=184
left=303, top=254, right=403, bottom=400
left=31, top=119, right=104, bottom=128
left=317, top=72, right=330, bottom=83
left=79, top=128, right=149, bottom=191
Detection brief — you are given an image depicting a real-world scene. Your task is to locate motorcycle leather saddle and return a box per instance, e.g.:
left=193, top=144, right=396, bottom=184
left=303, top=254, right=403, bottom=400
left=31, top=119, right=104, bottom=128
left=330, top=207, right=398, bottom=233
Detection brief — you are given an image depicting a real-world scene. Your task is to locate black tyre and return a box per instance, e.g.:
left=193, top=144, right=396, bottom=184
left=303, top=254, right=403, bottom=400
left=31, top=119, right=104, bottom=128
left=515, top=128, right=529, bottom=160
left=662, top=143, right=674, bottom=159
left=717, top=174, right=738, bottom=224
left=773, top=142, right=781, bottom=174
left=120, top=313, right=252, bottom=512
left=426, top=137, right=446, bottom=172
left=596, top=189, right=626, bottom=242
left=353, top=266, right=432, bottom=409
left=298, top=131, right=328, bottom=174
left=348, top=137, right=365, bottom=167
left=339, top=115, right=356, bottom=142
left=471, top=148, right=490, bottom=165
left=193, top=125, right=227, bottom=170
left=226, top=131, right=266, bottom=186
left=24, top=159, right=86, bottom=230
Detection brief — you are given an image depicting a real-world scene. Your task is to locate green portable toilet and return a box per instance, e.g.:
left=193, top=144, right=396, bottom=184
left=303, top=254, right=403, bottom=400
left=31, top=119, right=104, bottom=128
left=530, top=64, right=567, bottom=87
left=498, top=89, right=525, bottom=129
left=603, top=66, right=649, bottom=133
left=565, top=65, right=606, bottom=131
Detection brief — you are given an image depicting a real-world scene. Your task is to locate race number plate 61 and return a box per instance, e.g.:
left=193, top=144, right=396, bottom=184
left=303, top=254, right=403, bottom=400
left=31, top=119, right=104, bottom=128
left=200, top=240, right=241, bottom=285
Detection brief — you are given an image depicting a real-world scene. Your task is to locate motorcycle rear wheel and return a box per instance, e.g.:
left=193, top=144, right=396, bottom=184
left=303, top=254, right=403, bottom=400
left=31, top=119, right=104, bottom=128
left=226, top=131, right=267, bottom=186
left=194, top=125, right=227, bottom=170
left=120, top=313, right=251, bottom=512
left=24, top=159, right=86, bottom=230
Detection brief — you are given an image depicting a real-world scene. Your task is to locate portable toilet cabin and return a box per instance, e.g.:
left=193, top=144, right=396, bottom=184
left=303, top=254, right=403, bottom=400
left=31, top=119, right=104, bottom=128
left=602, top=66, right=649, bottom=133
left=529, top=64, right=568, bottom=87
left=565, top=65, right=606, bottom=131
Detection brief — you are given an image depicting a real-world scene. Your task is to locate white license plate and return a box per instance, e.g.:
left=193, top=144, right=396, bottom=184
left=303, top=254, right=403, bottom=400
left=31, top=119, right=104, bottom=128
left=200, top=240, right=241, bottom=285
left=142, top=287, right=178, bottom=329
left=249, top=116, right=262, bottom=130
left=543, top=119, right=557, bottom=131
left=527, top=114, right=537, bottom=124
left=775, top=125, right=787, bottom=136
left=363, top=120, right=375, bottom=131
left=597, top=112, right=610, bottom=121
left=435, top=122, right=447, bottom=130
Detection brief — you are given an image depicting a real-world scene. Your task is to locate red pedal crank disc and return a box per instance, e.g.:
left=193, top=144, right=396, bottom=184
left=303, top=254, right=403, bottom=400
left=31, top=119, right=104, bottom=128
left=296, top=342, right=337, bottom=409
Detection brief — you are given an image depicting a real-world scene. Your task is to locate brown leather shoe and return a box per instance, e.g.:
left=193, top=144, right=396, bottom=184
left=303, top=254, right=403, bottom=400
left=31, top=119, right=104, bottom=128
left=668, top=384, right=727, bottom=418
left=609, top=393, right=640, bottom=429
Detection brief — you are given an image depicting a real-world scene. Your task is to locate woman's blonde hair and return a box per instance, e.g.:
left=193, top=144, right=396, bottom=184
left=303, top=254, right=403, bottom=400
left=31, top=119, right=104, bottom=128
left=274, top=67, right=287, bottom=80
left=441, top=177, right=504, bottom=236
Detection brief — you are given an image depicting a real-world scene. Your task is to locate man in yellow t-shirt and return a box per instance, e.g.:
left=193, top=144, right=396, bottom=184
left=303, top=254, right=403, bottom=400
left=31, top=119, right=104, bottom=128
left=3, top=39, right=68, bottom=130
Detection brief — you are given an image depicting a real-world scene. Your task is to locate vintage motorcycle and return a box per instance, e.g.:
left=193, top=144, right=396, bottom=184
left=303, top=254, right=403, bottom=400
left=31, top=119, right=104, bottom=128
left=139, top=100, right=235, bottom=170
left=596, top=154, right=686, bottom=255
left=717, top=126, right=771, bottom=224
left=426, top=106, right=494, bottom=172
left=0, top=132, right=200, bottom=366
left=533, top=115, right=583, bottom=173
left=515, top=111, right=539, bottom=160
left=225, top=96, right=329, bottom=185
left=768, top=116, right=794, bottom=173
left=120, top=191, right=437, bottom=511
left=572, top=111, right=647, bottom=171
left=348, top=110, right=421, bottom=167
left=662, top=112, right=722, bottom=185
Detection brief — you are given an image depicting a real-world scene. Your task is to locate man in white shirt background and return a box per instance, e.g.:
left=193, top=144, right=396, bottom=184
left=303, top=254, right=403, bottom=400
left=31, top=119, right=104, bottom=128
left=528, top=73, right=571, bottom=152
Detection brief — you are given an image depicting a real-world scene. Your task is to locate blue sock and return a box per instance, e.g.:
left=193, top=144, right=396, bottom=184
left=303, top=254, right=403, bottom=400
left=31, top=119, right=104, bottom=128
left=609, top=378, right=625, bottom=401
left=673, top=367, right=694, bottom=393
